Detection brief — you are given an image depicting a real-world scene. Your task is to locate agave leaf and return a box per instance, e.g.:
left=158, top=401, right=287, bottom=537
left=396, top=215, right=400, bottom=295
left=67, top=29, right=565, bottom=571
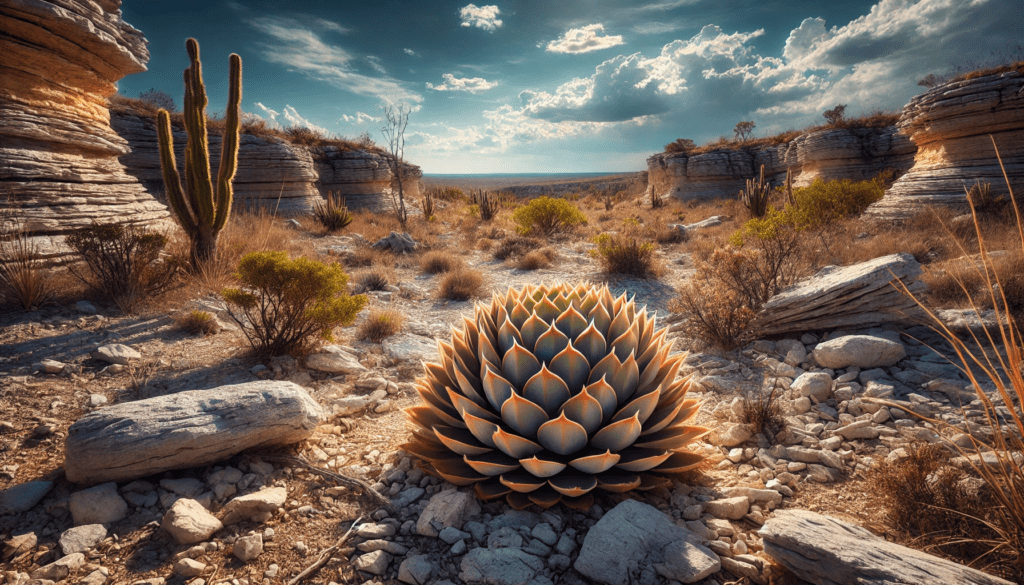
left=500, top=391, right=548, bottom=439
left=549, top=342, right=590, bottom=393
left=523, top=364, right=571, bottom=418
left=590, top=351, right=639, bottom=405
left=635, top=353, right=683, bottom=398
left=553, top=291, right=572, bottom=313
left=453, top=332, right=481, bottom=375
left=574, top=321, right=607, bottom=368
left=481, top=363, right=516, bottom=412
left=534, top=324, right=570, bottom=364
left=536, top=412, right=588, bottom=456
left=451, top=357, right=488, bottom=409
left=492, top=426, right=544, bottom=459
left=596, top=471, right=642, bottom=493
left=424, top=361, right=454, bottom=390
left=568, top=449, right=620, bottom=474
left=562, top=493, right=595, bottom=511
left=640, top=399, right=690, bottom=436
left=502, top=339, right=542, bottom=389
left=560, top=386, right=603, bottom=436
left=510, top=300, right=531, bottom=329
left=475, top=478, right=512, bottom=501
left=434, top=426, right=492, bottom=456
left=589, top=300, right=612, bottom=339
left=612, top=389, right=661, bottom=425
left=659, top=375, right=694, bottom=404
left=610, top=324, right=639, bottom=362
left=636, top=473, right=672, bottom=491
left=520, top=313, right=549, bottom=353
left=636, top=344, right=670, bottom=392
left=526, top=485, right=563, bottom=508
left=652, top=451, right=705, bottom=474
left=416, top=386, right=464, bottom=428
left=447, top=388, right=500, bottom=424
left=478, top=330, right=501, bottom=371
left=497, top=316, right=523, bottom=355
left=408, top=405, right=465, bottom=433
left=499, top=470, right=546, bottom=493
left=607, top=307, right=631, bottom=349
left=534, top=295, right=561, bottom=323
left=583, top=375, right=618, bottom=425
left=611, top=291, right=627, bottom=317
left=548, top=472, right=598, bottom=497
left=432, top=457, right=487, bottom=486
left=399, top=436, right=452, bottom=463
left=554, top=305, right=589, bottom=341
left=464, top=451, right=521, bottom=476
left=590, top=412, right=642, bottom=452
left=462, top=412, right=500, bottom=449
left=634, top=425, right=710, bottom=450
left=614, top=447, right=672, bottom=472
left=520, top=455, right=567, bottom=478
left=477, top=305, right=498, bottom=339
left=506, top=491, right=534, bottom=510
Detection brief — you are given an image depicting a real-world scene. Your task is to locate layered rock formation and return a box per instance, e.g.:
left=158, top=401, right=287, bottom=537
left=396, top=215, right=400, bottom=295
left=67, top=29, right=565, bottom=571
left=647, top=126, right=915, bottom=202
left=866, top=70, right=1024, bottom=220
left=0, top=0, right=169, bottom=254
left=111, top=111, right=420, bottom=213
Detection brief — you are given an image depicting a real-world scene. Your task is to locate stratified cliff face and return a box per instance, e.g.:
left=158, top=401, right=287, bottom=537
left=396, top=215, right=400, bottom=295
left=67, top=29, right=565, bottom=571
left=111, top=112, right=421, bottom=213
left=646, top=126, right=916, bottom=202
left=0, top=0, right=169, bottom=253
left=865, top=70, right=1024, bottom=220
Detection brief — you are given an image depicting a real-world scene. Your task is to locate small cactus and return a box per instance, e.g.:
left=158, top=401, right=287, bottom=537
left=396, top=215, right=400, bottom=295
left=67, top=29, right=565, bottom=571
left=739, top=164, right=771, bottom=218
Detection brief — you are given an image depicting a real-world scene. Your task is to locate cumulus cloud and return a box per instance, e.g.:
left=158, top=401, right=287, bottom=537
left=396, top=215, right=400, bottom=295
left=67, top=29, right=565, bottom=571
left=341, top=111, right=381, bottom=124
left=426, top=73, right=499, bottom=93
left=253, top=102, right=280, bottom=123
left=404, top=48, right=419, bottom=57
left=281, top=106, right=329, bottom=134
left=545, top=24, right=625, bottom=54
left=247, top=16, right=421, bottom=103
left=459, top=4, right=502, bottom=31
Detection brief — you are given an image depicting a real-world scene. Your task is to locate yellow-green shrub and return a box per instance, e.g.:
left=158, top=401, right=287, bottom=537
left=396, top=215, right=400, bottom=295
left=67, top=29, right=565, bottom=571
left=222, top=251, right=366, bottom=356
left=511, top=196, right=587, bottom=236
left=785, top=176, right=886, bottom=229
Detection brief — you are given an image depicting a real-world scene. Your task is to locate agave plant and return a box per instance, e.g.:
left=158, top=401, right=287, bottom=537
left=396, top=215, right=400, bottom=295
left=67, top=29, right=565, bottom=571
left=402, top=282, right=707, bottom=510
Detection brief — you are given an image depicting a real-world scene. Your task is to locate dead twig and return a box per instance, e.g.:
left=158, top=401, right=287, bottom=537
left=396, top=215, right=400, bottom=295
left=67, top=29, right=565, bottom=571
left=263, top=455, right=390, bottom=508
left=286, top=515, right=363, bottom=585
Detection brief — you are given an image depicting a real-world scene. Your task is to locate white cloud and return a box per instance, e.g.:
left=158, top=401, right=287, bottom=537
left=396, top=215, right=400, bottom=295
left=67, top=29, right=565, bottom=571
left=404, top=48, right=419, bottom=57
left=545, top=24, right=625, bottom=54
left=426, top=73, right=499, bottom=93
left=633, top=22, right=686, bottom=35
left=635, top=0, right=701, bottom=11
left=341, top=111, right=381, bottom=124
left=459, top=4, right=502, bottom=31
left=247, top=16, right=422, bottom=103
left=281, top=105, right=329, bottom=134
left=253, top=102, right=280, bottom=123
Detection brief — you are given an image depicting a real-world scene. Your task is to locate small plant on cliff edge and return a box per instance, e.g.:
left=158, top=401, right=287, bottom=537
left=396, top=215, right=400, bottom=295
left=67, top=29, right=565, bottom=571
left=512, top=196, right=587, bottom=236
left=823, top=104, right=847, bottom=126
left=734, top=120, right=756, bottom=142
left=222, top=251, right=366, bottom=357
left=157, top=38, right=241, bottom=270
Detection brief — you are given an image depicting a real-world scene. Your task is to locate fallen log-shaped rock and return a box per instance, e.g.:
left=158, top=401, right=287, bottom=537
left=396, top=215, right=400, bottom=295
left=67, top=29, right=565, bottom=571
left=755, top=253, right=926, bottom=336
left=760, top=509, right=1013, bottom=585
left=64, top=381, right=324, bottom=484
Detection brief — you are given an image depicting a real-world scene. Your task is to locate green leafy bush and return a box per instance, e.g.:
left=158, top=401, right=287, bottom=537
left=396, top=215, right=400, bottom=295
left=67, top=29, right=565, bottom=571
left=222, top=251, right=366, bottom=356
left=511, top=196, right=587, bottom=236
left=785, top=176, right=886, bottom=229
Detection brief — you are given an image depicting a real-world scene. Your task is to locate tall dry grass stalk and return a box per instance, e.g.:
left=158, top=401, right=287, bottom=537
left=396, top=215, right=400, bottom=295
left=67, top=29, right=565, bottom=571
left=892, top=137, right=1024, bottom=578
left=0, top=219, right=54, bottom=311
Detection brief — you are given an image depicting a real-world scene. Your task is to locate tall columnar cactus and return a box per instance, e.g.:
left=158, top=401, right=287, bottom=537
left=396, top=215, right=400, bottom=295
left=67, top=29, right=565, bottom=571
left=739, top=164, right=771, bottom=218
left=156, top=38, right=241, bottom=267
left=402, top=283, right=707, bottom=510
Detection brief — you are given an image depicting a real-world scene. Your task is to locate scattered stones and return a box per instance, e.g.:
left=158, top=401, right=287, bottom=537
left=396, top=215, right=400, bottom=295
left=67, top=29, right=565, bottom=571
left=382, top=334, right=439, bottom=363
left=162, top=498, right=224, bottom=544
left=69, top=483, right=127, bottom=525
left=0, top=480, right=54, bottom=515
left=173, top=558, right=206, bottom=578
left=304, top=345, right=367, bottom=374
left=417, top=489, right=481, bottom=537
left=710, top=423, right=752, bottom=447
left=37, top=359, right=66, bottom=374
left=460, top=548, right=543, bottom=585
left=372, top=231, right=418, bottom=253
left=3, top=533, right=37, bottom=560
left=59, top=524, right=107, bottom=555
left=398, top=554, right=434, bottom=585
left=31, top=553, right=85, bottom=581
left=222, top=487, right=287, bottom=525
left=791, top=372, right=833, bottom=401
left=354, top=550, right=392, bottom=575
left=233, top=533, right=264, bottom=563
left=704, top=497, right=750, bottom=520
left=813, top=335, right=907, bottom=369
left=90, top=344, right=141, bottom=365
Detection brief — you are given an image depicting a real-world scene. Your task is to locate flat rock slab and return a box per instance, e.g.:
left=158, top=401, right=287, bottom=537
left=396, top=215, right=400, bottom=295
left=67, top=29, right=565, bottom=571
left=91, top=344, right=141, bottom=365
left=64, top=381, right=324, bottom=484
left=0, top=480, right=54, bottom=515
left=760, top=509, right=1013, bottom=585
left=383, top=334, right=439, bottom=363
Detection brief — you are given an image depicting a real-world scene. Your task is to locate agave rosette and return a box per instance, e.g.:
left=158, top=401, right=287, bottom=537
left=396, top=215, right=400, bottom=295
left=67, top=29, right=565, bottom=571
left=402, top=282, right=707, bottom=510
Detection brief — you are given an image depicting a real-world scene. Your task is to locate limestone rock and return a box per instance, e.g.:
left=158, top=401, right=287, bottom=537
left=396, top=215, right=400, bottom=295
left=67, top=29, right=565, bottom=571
left=64, top=381, right=323, bottom=484
left=398, top=554, right=435, bottom=585
left=173, top=558, right=206, bottom=578
left=372, top=231, right=418, bottom=253
left=222, top=487, right=287, bottom=525
left=814, top=335, right=906, bottom=369
left=90, top=344, right=140, bottom=365
left=791, top=372, right=833, bottom=401
left=316, top=148, right=422, bottom=211
left=703, top=497, right=750, bottom=520
left=383, top=333, right=440, bottom=363
left=761, top=509, right=1013, bottom=585
left=162, top=499, right=223, bottom=544
left=575, top=499, right=720, bottom=585
left=304, top=345, right=367, bottom=374
left=233, top=533, right=263, bottom=562
left=31, top=553, right=85, bottom=581
left=417, top=489, right=481, bottom=537
left=756, top=254, right=926, bottom=335
left=354, top=550, right=391, bottom=575
left=0, top=480, right=54, bottom=515
left=59, top=524, right=107, bottom=555
left=459, top=548, right=543, bottom=585
left=69, top=483, right=126, bottom=525
left=866, top=71, right=1024, bottom=221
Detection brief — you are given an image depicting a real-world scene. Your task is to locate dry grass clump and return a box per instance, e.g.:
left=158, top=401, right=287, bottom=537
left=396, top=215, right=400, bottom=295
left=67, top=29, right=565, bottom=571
left=176, top=310, right=220, bottom=336
left=741, top=381, right=786, bottom=441
left=0, top=221, right=55, bottom=311
left=476, top=238, right=495, bottom=252
left=356, top=309, right=404, bottom=342
left=671, top=272, right=757, bottom=351
left=420, top=250, right=463, bottom=274
left=355, top=267, right=392, bottom=291
left=346, top=247, right=395, bottom=269
left=438, top=268, right=484, bottom=301
left=492, top=236, right=539, bottom=261
left=592, top=221, right=663, bottom=279
left=514, top=248, right=556, bottom=271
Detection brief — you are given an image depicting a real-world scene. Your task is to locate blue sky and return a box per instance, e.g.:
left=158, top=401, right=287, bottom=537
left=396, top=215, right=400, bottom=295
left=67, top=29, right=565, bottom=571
left=116, top=0, right=1020, bottom=174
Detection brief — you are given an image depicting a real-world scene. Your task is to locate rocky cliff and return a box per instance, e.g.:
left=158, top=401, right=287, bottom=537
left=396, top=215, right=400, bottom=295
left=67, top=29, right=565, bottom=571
left=647, top=126, right=916, bottom=202
left=110, top=111, right=420, bottom=214
left=865, top=70, right=1024, bottom=220
left=0, top=0, right=170, bottom=254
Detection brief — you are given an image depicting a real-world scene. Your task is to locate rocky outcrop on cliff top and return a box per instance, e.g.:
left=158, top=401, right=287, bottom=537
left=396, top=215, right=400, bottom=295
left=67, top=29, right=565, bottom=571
left=647, top=126, right=915, bottom=202
left=111, top=112, right=420, bottom=213
left=865, top=70, right=1024, bottom=221
left=0, top=0, right=170, bottom=255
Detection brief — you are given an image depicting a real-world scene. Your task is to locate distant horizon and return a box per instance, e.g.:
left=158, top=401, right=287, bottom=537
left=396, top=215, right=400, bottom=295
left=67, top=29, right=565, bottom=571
left=423, top=171, right=637, bottom=178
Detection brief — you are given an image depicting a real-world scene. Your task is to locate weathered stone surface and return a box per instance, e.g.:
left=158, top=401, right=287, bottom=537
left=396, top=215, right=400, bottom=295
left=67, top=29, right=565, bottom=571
left=460, top=548, right=543, bottom=585
left=354, top=550, right=392, bottom=575
left=222, top=487, right=287, bottom=525
left=814, top=335, right=906, bottom=369
left=398, top=554, right=434, bottom=585
left=59, top=524, right=107, bottom=555
left=304, top=345, right=366, bottom=374
left=31, top=552, right=85, bottom=581
left=69, top=483, right=126, bottom=525
left=0, top=480, right=54, bottom=515
left=372, top=231, right=419, bottom=253
left=90, top=343, right=140, bottom=365
left=703, top=497, right=750, bottom=520
left=162, top=498, right=223, bottom=544
left=64, top=381, right=323, bottom=484
left=761, top=509, right=1013, bottom=585
left=867, top=71, right=1024, bottom=221
left=756, top=253, right=926, bottom=335
left=0, top=0, right=170, bottom=256
left=647, top=126, right=915, bottom=202
left=791, top=372, right=833, bottom=401
left=417, top=489, right=481, bottom=537
left=316, top=147, right=422, bottom=211
left=575, top=499, right=720, bottom=584
left=233, top=533, right=263, bottom=562
left=384, top=333, right=440, bottom=363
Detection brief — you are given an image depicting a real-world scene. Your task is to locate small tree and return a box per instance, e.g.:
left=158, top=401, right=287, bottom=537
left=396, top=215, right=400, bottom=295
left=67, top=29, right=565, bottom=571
left=140, top=88, right=176, bottom=112
left=664, top=138, right=695, bottom=153
left=734, top=121, right=756, bottom=142
left=823, top=104, right=847, bottom=126
left=917, top=73, right=945, bottom=88
left=381, top=103, right=411, bottom=229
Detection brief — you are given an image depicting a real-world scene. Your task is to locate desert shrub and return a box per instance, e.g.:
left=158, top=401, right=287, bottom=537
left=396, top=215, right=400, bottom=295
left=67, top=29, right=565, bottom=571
left=431, top=187, right=466, bottom=201
left=726, top=213, right=804, bottom=308
left=592, top=220, right=660, bottom=278
left=66, top=223, right=178, bottom=313
left=0, top=224, right=55, bottom=311
left=741, top=381, right=785, bottom=441
left=347, top=247, right=393, bottom=268
left=822, top=104, right=846, bottom=126
left=438, top=268, right=484, bottom=301
left=664, top=138, right=695, bottom=153
left=139, top=88, right=176, bottom=112
left=356, top=267, right=391, bottom=291
left=356, top=309, right=404, bottom=342
left=468, top=189, right=503, bottom=222
left=512, top=196, right=587, bottom=236
left=222, top=251, right=366, bottom=357
left=476, top=238, right=495, bottom=252
left=176, top=310, right=220, bottom=335
left=492, top=236, right=538, bottom=261
left=283, top=125, right=327, bottom=146
left=312, top=192, right=354, bottom=232
left=515, top=248, right=556, bottom=271
left=421, top=189, right=436, bottom=221
left=420, top=250, right=462, bottom=274
left=785, top=177, right=886, bottom=229
left=671, top=272, right=756, bottom=350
